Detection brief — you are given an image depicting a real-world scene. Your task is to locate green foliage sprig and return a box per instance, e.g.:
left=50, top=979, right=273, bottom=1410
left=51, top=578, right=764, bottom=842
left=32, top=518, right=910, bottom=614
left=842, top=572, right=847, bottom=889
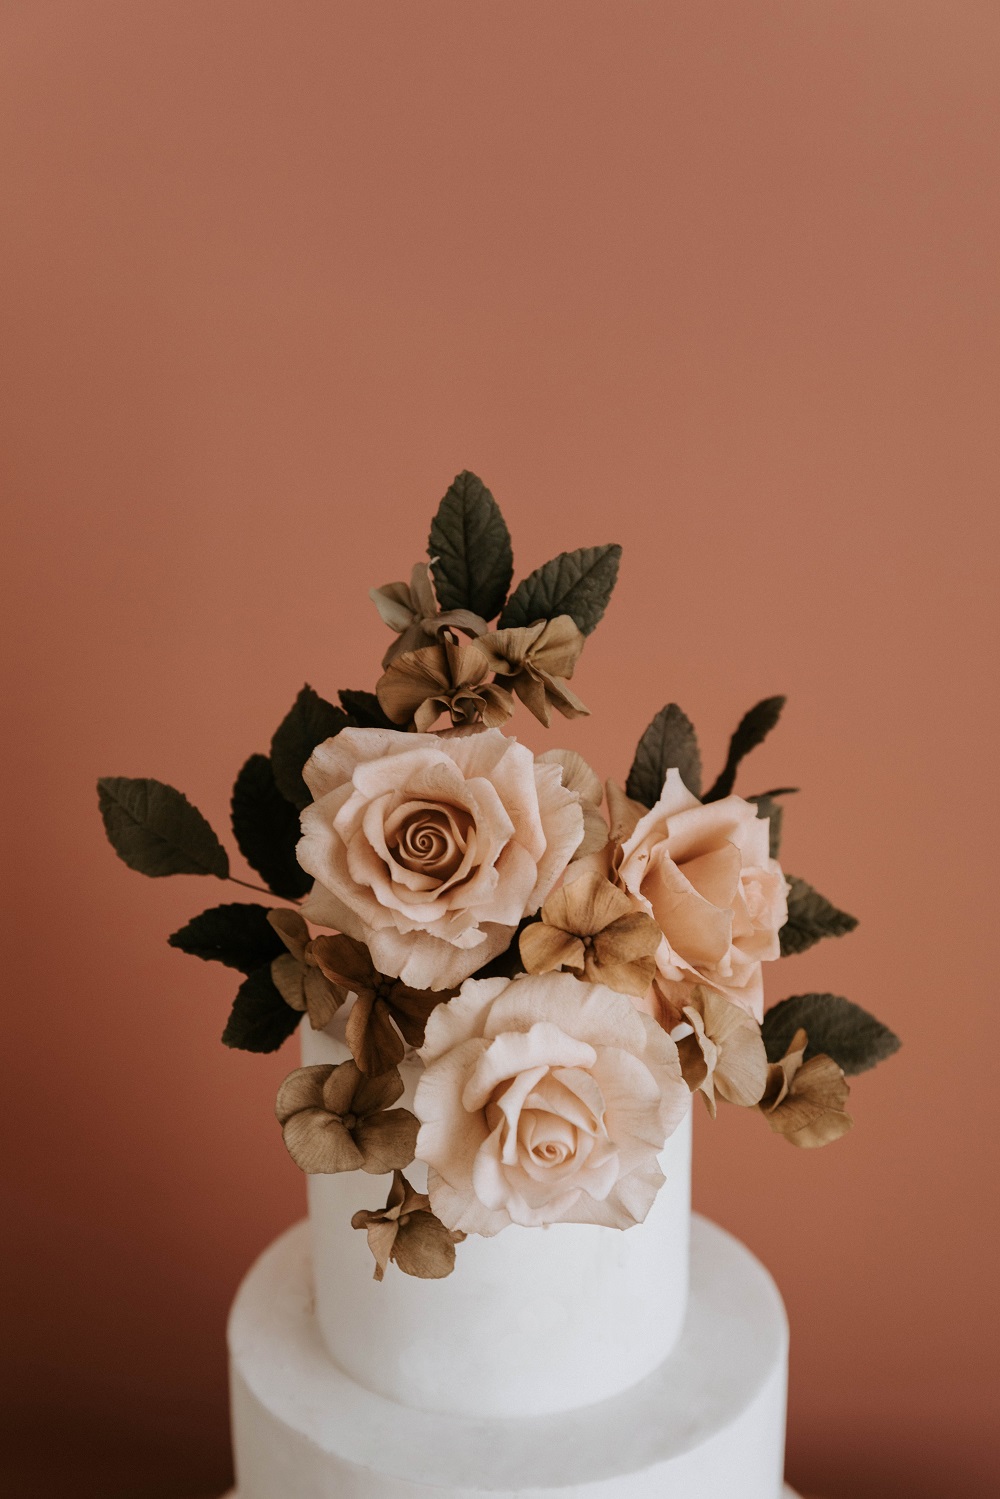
left=762, top=994, right=901, bottom=1076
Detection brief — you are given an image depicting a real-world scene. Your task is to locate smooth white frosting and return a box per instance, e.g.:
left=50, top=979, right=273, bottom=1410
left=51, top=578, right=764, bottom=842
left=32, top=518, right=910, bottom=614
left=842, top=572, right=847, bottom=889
left=228, top=1214, right=789, bottom=1499
left=300, top=1017, right=692, bottom=1417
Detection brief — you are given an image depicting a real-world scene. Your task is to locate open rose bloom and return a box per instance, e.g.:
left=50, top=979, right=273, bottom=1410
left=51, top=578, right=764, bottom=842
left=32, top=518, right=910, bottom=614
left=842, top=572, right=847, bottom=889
left=298, top=727, right=583, bottom=990
left=614, top=769, right=789, bottom=1024
left=413, top=972, right=690, bottom=1235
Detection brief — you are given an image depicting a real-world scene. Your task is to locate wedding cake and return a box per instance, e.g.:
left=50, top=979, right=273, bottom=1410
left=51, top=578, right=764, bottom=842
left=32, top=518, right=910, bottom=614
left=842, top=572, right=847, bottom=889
left=97, top=472, right=898, bottom=1499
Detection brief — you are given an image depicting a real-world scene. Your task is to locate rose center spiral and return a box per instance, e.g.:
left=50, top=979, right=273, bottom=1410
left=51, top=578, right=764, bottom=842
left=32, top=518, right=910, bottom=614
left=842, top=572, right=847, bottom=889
left=385, top=801, right=472, bottom=883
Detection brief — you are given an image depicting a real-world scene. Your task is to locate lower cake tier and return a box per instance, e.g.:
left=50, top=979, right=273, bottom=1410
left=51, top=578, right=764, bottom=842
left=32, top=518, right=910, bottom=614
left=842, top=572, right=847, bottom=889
left=228, top=1213, right=789, bottom=1499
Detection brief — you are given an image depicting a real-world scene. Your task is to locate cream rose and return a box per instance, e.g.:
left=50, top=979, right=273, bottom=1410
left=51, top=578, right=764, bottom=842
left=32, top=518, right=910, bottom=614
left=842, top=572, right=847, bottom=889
left=413, top=971, right=689, bottom=1235
left=616, top=769, right=788, bottom=1022
left=298, top=728, right=584, bottom=990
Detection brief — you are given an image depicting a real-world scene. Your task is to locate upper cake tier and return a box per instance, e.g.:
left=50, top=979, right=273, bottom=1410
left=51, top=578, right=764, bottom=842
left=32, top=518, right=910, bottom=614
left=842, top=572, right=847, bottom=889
left=301, top=1018, right=693, bottom=1418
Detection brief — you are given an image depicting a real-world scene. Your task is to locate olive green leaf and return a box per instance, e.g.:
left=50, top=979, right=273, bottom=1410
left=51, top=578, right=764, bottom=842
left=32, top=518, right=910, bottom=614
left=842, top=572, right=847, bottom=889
left=231, top=753, right=311, bottom=900
left=222, top=965, right=303, bottom=1053
left=169, top=902, right=287, bottom=974
left=762, top=993, right=900, bottom=1076
left=703, top=696, right=786, bottom=802
left=428, top=471, right=514, bottom=621
left=270, top=685, right=349, bottom=809
left=626, top=703, right=701, bottom=806
left=498, top=544, right=621, bottom=636
left=97, top=776, right=229, bottom=879
left=781, top=875, right=858, bottom=955
left=338, top=689, right=396, bottom=729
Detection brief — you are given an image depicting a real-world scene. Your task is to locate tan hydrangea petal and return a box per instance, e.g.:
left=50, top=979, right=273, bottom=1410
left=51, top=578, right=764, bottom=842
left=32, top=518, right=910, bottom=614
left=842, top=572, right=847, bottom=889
left=354, top=1109, right=420, bottom=1174
left=352, top=1171, right=435, bottom=1279
left=675, top=1008, right=715, bottom=1102
left=760, top=1029, right=853, bottom=1148
left=520, top=921, right=587, bottom=974
left=275, top=1064, right=332, bottom=1124
left=370, top=580, right=418, bottom=634
left=550, top=871, right=633, bottom=935
left=473, top=622, right=546, bottom=674
left=271, top=952, right=308, bottom=1010
left=408, top=561, right=437, bottom=620
left=302, top=963, right=345, bottom=1030
left=361, top=1216, right=399, bottom=1281
left=576, top=804, right=610, bottom=857
left=478, top=684, right=516, bottom=727
left=347, top=991, right=406, bottom=1075
left=512, top=670, right=555, bottom=726
left=528, top=615, right=586, bottom=677
left=677, top=988, right=768, bottom=1116
left=311, top=934, right=378, bottom=991
left=321, top=1058, right=365, bottom=1116
left=282, top=1110, right=366, bottom=1173
left=699, top=988, right=768, bottom=1108
left=385, top=984, right=445, bottom=1046
left=351, top=1066, right=405, bottom=1116
left=391, top=1210, right=463, bottom=1279
left=586, top=912, right=660, bottom=998
left=377, top=645, right=452, bottom=723
left=605, top=780, right=646, bottom=845
left=267, top=908, right=311, bottom=961
left=537, top=747, right=603, bottom=808
left=540, top=675, right=590, bottom=720
left=378, top=641, right=511, bottom=731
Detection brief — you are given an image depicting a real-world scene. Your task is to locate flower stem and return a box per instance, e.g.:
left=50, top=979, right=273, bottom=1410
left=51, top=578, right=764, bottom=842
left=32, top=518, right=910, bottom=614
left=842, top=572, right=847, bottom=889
left=225, top=874, right=302, bottom=905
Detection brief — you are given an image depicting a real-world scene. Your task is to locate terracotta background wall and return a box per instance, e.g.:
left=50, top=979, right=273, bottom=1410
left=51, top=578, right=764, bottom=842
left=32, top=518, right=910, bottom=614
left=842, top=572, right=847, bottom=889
left=2, top=3, right=997, bottom=1496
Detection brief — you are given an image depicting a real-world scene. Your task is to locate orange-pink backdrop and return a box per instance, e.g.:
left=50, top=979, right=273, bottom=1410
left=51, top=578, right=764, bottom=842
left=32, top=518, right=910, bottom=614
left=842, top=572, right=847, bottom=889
left=2, top=4, right=997, bottom=1496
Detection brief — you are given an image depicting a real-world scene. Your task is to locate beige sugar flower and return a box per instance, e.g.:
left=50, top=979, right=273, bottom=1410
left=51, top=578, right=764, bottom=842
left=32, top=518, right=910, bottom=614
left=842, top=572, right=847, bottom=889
left=474, top=616, right=589, bottom=727
left=370, top=561, right=488, bottom=668
left=413, top=971, right=689, bottom=1236
left=759, top=1028, right=853, bottom=1148
left=275, top=1061, right=419, bottom=1174
left=351, top=1170, right=466, bottom=1282
left=376, top=639, right=513, bottom=732
left=537, top=747, right=608, bottom=858
left=519, top=871, right=661, bottom=999
left=672, top=985, right=769, bottom=1116
left=298, top=727, right=584, bottom=990
left=580, top=770, right=788, bottom=1023
left=309, top=933, right=450, bottom=1075
left=266, top=909, right=344, bottom=1031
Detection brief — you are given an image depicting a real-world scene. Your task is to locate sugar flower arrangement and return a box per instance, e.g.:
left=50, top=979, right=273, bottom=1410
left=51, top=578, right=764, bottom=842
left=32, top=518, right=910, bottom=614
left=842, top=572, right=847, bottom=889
left=98, top=472, right=899, bottom=1282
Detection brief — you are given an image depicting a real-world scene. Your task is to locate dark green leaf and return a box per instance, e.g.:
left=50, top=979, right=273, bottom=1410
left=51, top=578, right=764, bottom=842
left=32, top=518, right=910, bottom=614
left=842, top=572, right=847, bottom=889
left=97, top=777, right=229, bottom=879
left=748, top=790, right=798, bottom=858
left=704, top=696, right=786, bottom=802
left=169, top=902, right=286, bottom=973
left=428, top=471, right=514, bottom=620
left=780, top=875, right=859, bottom=956
left=231, top=754, right=311, bottom=900
left=762, top=993, right=901, bottom=1076
left=626, top=704, right=702, bottom=805
left=222, top=965, right=302, bottom=1053
left=473, top=917, right=533, bottom=981
left=270, top=685, right=349, bottom=809
left=338, top=689, right=396, bottom=729
left=498, top=543, right=622, bottom=636
left=748, top=795, right=785, bottom=858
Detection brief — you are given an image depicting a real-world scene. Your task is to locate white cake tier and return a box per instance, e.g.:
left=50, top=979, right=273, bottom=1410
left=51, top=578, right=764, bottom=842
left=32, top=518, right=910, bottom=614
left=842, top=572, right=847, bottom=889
left=300, top=1019, right=692, bottom=1417
left=228, top=1214, right=788, bottom=1499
